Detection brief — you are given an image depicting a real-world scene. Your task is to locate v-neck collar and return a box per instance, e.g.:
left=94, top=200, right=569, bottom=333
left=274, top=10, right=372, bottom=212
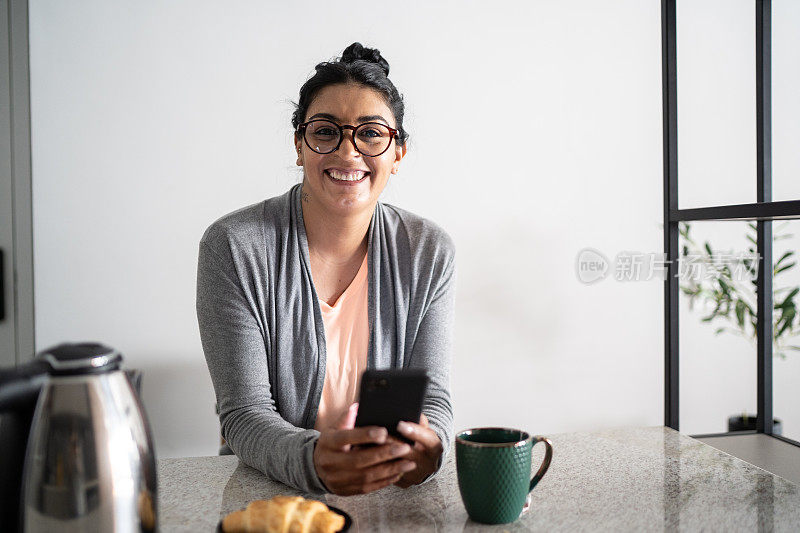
left=293, top=184, right=373, bottom=312
left=318, top=252, right=368, bottom=310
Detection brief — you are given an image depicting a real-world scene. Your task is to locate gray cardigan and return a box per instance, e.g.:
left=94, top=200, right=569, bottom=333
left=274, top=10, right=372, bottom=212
left=196, top=184, right=456, bottom=493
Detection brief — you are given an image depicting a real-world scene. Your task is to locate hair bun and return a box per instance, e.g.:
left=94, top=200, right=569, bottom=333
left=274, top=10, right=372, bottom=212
left=340, top=42, right=390, bottom=76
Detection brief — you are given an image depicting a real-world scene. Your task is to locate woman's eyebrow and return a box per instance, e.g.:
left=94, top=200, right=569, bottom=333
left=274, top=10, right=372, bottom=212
left=357, top=114, right=390, bottom=124
left=308, top=112, right=390, bottom=125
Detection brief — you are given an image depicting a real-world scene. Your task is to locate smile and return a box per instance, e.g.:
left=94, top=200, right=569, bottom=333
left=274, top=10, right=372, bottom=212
left=325, top=169, right=369, bottom=183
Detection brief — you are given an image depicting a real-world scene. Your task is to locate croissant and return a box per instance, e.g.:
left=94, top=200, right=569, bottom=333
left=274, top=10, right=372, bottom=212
left=222, top=495, right=346, bottom=533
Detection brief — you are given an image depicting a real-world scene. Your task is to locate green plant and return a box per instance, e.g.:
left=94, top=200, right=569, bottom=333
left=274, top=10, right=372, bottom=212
left=679, top=221, right=800, bottom=359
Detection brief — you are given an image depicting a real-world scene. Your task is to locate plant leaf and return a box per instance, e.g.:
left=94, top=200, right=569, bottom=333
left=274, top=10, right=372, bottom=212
left=735, top=300, right=745, bottom=328
left=702, top=300, right=722, bottom=322
left=780, top=287, right=800, bottom=307
left=777, top=308, right=796, bottom=338
left=775, top=250, right=795, bottom=268
left=718, top=278, right=731, bottom=297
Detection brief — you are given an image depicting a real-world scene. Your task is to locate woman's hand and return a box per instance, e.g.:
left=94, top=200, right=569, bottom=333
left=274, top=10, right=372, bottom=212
left=313, top=404, right=417, bottom=495
left=393, top=413, right=444, bottom=488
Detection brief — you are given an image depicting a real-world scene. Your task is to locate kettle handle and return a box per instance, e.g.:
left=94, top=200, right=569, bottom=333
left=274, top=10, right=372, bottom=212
left=0, top=360, right=49, bottom=412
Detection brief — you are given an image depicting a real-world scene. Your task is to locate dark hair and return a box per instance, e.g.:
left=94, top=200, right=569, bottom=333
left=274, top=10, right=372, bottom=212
left=292, top=42, right=408, bottom=145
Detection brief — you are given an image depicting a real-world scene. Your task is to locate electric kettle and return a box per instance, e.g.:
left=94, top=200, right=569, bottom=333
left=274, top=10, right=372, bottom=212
left=0, top=342, right=157, bottom=532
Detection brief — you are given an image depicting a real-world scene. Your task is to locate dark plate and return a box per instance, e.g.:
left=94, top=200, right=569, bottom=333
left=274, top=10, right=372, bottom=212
left=216, top=504, right=352, bottom=532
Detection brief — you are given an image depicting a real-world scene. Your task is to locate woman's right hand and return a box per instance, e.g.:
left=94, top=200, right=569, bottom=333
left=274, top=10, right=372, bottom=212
left=313, top=403, right=417, bottom=495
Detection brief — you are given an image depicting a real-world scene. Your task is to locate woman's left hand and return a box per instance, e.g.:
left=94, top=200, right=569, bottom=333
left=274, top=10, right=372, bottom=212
left=393, top=413, right=443, bottom=488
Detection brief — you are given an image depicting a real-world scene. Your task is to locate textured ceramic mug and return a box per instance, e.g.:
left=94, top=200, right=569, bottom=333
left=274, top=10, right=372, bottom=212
left=456, top=427, right=553, bottom=524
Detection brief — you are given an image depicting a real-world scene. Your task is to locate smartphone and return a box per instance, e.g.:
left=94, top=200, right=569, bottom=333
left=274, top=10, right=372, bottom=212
left=354, top=369, right=429, bottom=445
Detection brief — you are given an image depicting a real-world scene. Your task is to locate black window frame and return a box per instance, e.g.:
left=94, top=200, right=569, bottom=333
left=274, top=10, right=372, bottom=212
left=662, top=0, right=800, bottom=448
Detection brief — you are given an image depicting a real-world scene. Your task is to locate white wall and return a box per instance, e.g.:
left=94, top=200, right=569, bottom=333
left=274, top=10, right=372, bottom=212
left=27, top=0, right=797, bottom=459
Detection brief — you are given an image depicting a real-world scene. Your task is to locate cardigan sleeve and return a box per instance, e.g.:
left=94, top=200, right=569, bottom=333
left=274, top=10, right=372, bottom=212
left=406, top=246, right=457, bottom=480
left=196, top=240, right=328, bottom=494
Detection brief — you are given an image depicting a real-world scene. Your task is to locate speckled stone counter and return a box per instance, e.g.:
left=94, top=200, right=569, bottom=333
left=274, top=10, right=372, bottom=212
left=156, top=427, right=800, bottom=531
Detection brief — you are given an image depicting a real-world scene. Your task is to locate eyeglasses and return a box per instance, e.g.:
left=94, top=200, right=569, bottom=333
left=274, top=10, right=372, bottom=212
left=297, top=119, right=399, bottom=157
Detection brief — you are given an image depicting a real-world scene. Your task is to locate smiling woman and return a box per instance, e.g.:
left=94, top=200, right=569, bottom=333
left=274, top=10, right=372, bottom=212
left=196, top=43, right=456, bottom=496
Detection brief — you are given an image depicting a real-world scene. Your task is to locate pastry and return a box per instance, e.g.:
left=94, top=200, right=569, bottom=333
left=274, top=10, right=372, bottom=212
left=221, top=495, right=345, bottom=533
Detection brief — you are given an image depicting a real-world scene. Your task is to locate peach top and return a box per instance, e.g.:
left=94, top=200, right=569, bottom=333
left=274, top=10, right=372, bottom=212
left=313, top=252, right=369, bottom=431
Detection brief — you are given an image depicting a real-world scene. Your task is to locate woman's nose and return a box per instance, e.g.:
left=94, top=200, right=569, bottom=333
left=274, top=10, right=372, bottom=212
left=339, top=131, right=360, bottom=157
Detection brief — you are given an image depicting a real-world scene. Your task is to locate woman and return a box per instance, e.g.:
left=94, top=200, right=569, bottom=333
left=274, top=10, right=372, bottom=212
left=196, top=43, right=456, bottom=496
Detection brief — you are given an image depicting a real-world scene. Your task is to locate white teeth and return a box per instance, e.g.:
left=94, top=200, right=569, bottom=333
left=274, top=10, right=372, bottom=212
left=327, top=169, right=366, bottom=181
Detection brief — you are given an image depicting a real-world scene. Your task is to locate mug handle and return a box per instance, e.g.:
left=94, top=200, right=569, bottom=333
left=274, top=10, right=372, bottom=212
left=529, top=436, right=553, bottom=492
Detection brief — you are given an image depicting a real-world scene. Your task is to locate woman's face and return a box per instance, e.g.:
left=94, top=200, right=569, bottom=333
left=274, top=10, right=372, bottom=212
left=295, top=83, right=406, bottom=217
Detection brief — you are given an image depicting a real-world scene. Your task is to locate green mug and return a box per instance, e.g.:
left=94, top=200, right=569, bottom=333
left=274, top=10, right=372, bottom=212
left=456, top=427, right=553, bottom=524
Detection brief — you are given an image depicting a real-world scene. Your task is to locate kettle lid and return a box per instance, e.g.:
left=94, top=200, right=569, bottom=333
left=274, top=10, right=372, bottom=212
left=38, top=342, right=123, bottom=376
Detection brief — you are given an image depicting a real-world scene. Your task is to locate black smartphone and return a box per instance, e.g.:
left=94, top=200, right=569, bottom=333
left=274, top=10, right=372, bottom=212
left=354, top=369, right=429, bottom=445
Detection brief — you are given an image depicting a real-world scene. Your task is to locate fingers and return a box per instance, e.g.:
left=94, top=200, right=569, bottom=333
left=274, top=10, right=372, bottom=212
left=320, top=440, right=413, bottom=472
left=314, top=428, right=420, bottom=495
left=397, top=421, right=443, bottom=455
left=327, top=458, right=417, bottom=494
left=382, top=433, right=425, bottom=454
left=314, top=421, right=441, bottom=495
left=359, top=473, right=404, bottom=494
left=351, top=442, right=414, bottom=469
left=338, top=472, right=404, bottom=496
left=319, top=426, right=388, bottom=451
left=419, top=413, right=429, bottom=427
left=332, top=403, right=359, bottom=431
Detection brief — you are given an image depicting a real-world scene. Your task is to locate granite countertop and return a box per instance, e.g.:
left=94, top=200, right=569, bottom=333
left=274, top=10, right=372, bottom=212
left=156, top=426, right=800, bottom=531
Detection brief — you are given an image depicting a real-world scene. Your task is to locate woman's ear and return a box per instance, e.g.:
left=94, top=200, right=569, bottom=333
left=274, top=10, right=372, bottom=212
left=391, top=142, right=408, bottom=174
left=295, top=135, right=303, bottom=167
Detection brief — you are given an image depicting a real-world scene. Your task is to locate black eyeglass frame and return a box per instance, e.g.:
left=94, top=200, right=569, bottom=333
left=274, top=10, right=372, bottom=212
left=297, top=119, right=400, bottom=157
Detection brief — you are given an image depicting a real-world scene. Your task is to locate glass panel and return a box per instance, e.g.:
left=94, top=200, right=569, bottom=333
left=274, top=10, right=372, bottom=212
left=772, top=0, right=800, bottom=202
left=677, top=0, right=756, bottom=209
left=773, top=221, right=800, bottom=442
left=679, top=220, right=757, bottom=434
